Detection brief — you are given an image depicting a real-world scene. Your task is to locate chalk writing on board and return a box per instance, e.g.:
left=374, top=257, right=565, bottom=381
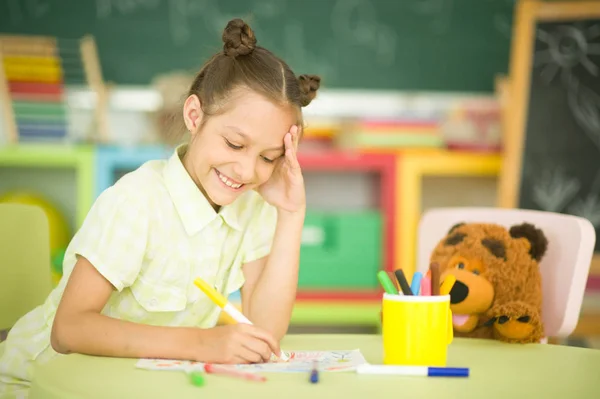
left=534, top=23, right=600, bottom=155
left=330, top=0, right=396, bottom=66
left=4, top=0, right=50, bottom=25
left=283, top=22, right=336, bottom=83
left=96, top=0, right=160, bottom=19
left=410, top=0, right=454, bottom=34
left=534, top=24, right=600, bottom=86
left=489, top=0, right=515, bottom=38
left=567, top=170, right=600, bottom=227
left=531, top=166, right=581, bottom=213
left=253, top=0, right=286, bottom=18
left=569, top=83, right=600, bottom=153
left=530, top=166, right=600, bottom=228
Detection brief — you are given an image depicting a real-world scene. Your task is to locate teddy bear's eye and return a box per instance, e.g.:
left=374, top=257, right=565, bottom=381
left=457, top=262, right=465, bottom=269
left=473, top=269, right=480, bottom=275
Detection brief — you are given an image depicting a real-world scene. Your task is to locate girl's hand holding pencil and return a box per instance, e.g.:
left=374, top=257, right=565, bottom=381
left=190, top=323, right=281, bottom=365
left=194, top=277, right=288, bottom=363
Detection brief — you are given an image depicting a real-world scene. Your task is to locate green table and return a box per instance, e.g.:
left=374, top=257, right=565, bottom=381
left=30, top=334, right=600, bottom=398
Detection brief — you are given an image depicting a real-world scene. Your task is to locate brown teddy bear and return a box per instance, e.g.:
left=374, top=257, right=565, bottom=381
left=430, top=222, right=548, bottom=343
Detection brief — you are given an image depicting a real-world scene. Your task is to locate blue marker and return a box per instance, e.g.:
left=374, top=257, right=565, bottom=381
left=410, top=271, right=423, bottom=295
left=356, top=364, right=469, bottom=377
left=309, top=361, right=319, bottom=383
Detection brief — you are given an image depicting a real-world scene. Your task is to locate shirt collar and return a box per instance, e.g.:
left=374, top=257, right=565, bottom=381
left=163, top=144, right=243, bottom=235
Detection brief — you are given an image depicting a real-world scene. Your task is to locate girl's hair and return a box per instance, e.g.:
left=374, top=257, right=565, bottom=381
left=184, top=18, right=321, bottom=133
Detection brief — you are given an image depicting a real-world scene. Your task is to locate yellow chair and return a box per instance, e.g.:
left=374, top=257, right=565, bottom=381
left=0, top=203, right=53, bottom=332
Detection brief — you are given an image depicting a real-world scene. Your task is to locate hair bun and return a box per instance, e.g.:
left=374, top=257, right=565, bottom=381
left=222, top=18, right=257, bottom=57
left=298, top=74, right=321, bottom=106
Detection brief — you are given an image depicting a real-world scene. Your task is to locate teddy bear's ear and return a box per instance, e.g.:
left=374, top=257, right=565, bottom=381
left=509, top=223, right=548, bottom=261
left=448, top=222, right=465, bottom=234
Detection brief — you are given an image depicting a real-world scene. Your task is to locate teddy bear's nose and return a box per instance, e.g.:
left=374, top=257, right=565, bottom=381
left=449, top=280, right=469, bottom=304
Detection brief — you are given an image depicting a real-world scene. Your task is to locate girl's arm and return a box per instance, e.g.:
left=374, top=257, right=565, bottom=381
left=240, top=209, right=304, bottom=340
left=52, top=255, right=279, bottom=363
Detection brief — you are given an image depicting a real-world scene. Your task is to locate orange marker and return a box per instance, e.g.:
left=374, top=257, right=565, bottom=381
left=440, top=275, right=457, bottom=296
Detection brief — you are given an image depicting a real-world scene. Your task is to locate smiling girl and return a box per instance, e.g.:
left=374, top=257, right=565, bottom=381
left=0, top=18, right=320, bottom=397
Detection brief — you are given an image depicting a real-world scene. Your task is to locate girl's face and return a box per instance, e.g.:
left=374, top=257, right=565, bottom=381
left=182, top=89, right=296, bottom=209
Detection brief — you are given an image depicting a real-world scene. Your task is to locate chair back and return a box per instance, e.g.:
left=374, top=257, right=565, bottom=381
left=0, top=203, right=53, bottom=330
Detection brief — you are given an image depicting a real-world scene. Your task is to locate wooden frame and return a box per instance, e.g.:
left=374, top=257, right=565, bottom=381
left=0, top=47, right=18, bottom=144
left=80, top=35, right=109, bottom=142
left=498, top=0, right=600, bottom=275
left=397, top=150, right=502, bottom=277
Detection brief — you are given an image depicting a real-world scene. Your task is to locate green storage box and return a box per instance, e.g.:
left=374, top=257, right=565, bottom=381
left=299, top=211, right=383, bottom=289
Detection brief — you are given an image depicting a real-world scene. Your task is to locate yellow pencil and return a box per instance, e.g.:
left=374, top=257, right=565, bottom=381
left=193, top=277, right=289, bottom=362
left=440, top=275, right=457, bottom=296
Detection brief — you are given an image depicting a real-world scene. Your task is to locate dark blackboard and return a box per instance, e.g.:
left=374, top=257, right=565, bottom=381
left=0, top=0, right=516, bottom=91
left=518, top=18, right=600, bottom=251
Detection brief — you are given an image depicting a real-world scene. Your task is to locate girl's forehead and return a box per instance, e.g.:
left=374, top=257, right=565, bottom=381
left=216, top=93, right=296, bottom=140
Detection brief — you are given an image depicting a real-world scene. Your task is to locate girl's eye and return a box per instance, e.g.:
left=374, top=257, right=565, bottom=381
left=457, top=262, right=465, bottom=269
left=261, top=156, right=275, bottom=164
left=225, top=139, right=243, bottom=150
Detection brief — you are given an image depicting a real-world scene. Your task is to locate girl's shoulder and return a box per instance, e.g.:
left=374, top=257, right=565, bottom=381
left=94, top=160, right=169, bottom=214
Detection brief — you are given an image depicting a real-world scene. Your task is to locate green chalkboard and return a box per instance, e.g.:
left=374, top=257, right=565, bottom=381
left=0, top=0, right=516, bottom=91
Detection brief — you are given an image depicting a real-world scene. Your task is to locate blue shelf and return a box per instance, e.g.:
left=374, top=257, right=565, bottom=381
left=95, top=145, right=172, bottom=198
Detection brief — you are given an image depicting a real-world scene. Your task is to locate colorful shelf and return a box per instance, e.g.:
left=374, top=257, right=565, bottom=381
left=0, top=144, right=94, bottom=226
left=95, top=145, right=172, bottom=198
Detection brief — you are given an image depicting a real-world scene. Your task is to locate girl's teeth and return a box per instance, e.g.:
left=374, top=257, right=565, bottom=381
left=217, top=171, right=242, bottom=189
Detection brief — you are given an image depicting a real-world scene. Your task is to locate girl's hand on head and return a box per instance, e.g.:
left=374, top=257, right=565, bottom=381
left=258, top=125, right=306, bottom=214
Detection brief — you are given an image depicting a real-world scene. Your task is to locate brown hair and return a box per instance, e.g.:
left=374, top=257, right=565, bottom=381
left=182, top=18, right=320, bottom=134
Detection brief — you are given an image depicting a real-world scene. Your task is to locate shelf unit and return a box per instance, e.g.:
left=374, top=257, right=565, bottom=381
left=395, top=150, right=503, bottom=277
left=95, top=145, right=172, bottom=198
left=0, top=144, right=94, bottom=227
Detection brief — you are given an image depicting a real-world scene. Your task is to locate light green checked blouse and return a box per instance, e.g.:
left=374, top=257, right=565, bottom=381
left=0, top=145, right=277, bottom=398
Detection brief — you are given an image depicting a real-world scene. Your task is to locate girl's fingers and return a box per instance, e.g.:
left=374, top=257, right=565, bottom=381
left=285, top=136, right=300, bottom=170
left=290, top=125, right=300, bottom=150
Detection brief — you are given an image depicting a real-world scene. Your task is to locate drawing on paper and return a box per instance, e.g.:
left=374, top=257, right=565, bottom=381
left=135, top=349, right=367, bottom=373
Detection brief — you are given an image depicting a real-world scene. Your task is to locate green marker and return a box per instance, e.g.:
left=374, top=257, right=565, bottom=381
left=377, top=271, right=398, bottom=295
left=189, top=371, right=205, bottom=387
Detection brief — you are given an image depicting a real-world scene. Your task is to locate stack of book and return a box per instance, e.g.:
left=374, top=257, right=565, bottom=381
left=337, top=118, right=444, bottom=151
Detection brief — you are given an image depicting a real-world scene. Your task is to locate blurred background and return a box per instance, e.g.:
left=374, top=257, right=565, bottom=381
left=0, top=0, right=598, bottom=346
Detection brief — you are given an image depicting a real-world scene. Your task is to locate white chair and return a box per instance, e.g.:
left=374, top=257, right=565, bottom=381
left=416, top=207, right=595, bottom=339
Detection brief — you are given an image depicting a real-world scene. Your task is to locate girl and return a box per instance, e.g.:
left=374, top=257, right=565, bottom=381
left=0, top=18, right=320, bottom=397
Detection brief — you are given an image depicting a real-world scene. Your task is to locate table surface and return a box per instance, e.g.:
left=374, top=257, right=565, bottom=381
left=30, top=334, right=600, bottom=399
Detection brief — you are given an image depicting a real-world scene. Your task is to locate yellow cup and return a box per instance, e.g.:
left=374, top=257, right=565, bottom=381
left=382, top=293, right=453, bottom=366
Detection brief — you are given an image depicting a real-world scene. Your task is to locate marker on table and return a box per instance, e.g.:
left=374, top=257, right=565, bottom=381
left=410, top=271, right=423, bottom=295
left=377, top=270, right=398, bottom=295
left=204, top=364, right=267, bottom=382
left=393, top=269, right=413, bottom=296
left=194, top=277, right=289, bottom=362
left=356, top=364, right=469, bottom=377
left=309, top=361, right=319, bottom=384
left=440, top=274, right=457, bottom=296
left=189, top=371, right=206, bottom=387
